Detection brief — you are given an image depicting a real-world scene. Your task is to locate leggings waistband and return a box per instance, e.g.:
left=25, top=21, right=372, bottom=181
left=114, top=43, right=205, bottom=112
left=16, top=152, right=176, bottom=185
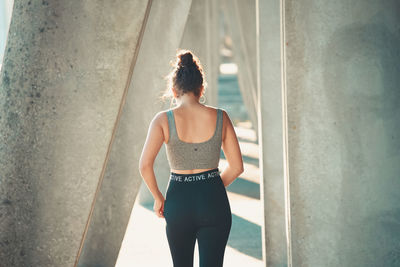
left=170, top=168, right=220, bottom=183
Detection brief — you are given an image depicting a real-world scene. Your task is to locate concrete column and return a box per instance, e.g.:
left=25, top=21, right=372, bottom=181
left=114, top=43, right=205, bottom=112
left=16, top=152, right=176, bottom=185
left=77, top=0, right=192, bottom=266
left=180, top=0, right=220, bottom=107
left=222, top=0, right=259, bottom=139
left=257, top=0, right=289, bottom=265
left=205, top=0, right=220, bottom=106
left=0, top=1, right=151, bottom=266
left=284, top=0, right=400, bottom=266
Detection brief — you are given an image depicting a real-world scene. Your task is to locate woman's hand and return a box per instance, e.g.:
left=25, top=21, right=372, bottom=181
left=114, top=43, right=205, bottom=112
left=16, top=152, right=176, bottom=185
left=154, top=194, right=165, bottom=218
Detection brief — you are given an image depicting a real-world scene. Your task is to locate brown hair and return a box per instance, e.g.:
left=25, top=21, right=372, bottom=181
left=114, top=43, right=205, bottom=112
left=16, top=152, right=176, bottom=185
left=161, top=49, right=207, bottom=105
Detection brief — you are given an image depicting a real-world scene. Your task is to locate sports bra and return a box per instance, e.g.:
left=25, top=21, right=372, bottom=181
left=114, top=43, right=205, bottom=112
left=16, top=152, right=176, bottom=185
left=165, top=108, right=223, bottom=170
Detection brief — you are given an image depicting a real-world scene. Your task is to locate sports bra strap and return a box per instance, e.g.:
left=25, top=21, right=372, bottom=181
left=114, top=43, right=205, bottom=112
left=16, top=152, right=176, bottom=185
left=166, top=109, right=177, bottom=137
left=166, top=108, right=222, bottom=142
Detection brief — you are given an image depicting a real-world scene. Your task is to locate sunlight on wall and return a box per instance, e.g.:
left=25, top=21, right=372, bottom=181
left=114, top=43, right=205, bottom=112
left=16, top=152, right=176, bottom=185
left=0, top=0, right=14, bottom=68
left=219, top=62, right=238, bottom=75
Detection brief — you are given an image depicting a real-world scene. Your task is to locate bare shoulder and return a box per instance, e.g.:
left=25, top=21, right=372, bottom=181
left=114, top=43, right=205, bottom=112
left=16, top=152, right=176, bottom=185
left=203, top=105, right=230, bottom=121
left=213, top=107, right=229, bottom=123
left=206, top=107, right=232, bottom=140
left=204, top=105, right=217, bottom=111
left=152, top=110, right=167, bottom=123
left=220, top=108, right=229, bottom=118
left=151, top=110, right=171, bottom=143
left=204, top=105, right=226, bottom=114
left=149, top=110, right=171, bottom=131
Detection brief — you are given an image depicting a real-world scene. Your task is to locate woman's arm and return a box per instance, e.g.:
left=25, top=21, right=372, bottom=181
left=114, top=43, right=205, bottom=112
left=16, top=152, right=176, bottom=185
left=220, top=110, right=244, bottom=187
left=138, top=111, right=165, bottom=202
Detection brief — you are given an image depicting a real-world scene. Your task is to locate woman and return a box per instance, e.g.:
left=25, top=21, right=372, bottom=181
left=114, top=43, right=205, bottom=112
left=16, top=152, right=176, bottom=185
left=138, top=49, right=244, bottom=267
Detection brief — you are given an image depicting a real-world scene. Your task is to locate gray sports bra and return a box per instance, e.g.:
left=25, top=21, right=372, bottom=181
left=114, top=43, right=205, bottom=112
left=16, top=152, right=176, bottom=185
left=165, top=108, right=223, bottom=170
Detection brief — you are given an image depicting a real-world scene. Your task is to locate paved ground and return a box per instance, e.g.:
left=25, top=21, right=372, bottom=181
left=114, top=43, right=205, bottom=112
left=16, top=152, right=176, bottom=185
left=116, top=122, right=263, bottom=267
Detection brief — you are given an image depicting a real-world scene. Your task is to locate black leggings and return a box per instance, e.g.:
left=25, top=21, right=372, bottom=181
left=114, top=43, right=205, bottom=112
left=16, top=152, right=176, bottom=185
left=163, top=168, right=232, bottom=267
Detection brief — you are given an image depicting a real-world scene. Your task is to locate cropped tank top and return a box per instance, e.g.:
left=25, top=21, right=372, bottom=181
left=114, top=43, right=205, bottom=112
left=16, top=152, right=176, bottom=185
left=165, top=108, right=223, bottom=170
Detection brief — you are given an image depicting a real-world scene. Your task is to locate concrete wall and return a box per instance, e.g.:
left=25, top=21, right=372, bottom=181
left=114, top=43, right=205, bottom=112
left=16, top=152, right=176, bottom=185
left=205, top=0, right=220, bottom=107
left=284, top=0, right=400, bottom=266
left=77, top=1, right=192, bottom=266
left=0, top=1, right=150, bottom=266
left=257, top=0, right=289, bottom=265
left=258, top=0, right=400, bottom=266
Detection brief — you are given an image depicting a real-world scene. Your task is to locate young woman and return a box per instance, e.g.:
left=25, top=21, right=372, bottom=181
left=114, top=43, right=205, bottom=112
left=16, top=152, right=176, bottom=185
left=138, top=49, right=244, bottom=267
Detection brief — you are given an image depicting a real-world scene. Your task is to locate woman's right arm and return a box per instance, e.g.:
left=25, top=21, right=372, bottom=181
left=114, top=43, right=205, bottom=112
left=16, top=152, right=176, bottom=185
left=220, top=109, right=244, bottom=187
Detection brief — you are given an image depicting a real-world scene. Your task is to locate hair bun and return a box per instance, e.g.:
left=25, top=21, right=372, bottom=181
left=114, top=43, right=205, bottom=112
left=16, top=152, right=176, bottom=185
left=178, top=52, right=195, bottom=68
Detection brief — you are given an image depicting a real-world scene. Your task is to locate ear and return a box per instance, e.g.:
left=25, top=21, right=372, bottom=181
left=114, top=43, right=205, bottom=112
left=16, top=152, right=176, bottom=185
left=200, top=85, right=205, bottom=96
left=171, top=87, right=178, bottom=98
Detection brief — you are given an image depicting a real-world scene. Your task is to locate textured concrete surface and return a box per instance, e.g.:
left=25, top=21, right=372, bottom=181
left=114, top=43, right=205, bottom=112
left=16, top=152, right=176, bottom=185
left=285, top=0, right=400, bottom=266
left=77, top=1, right=192, bottom=266
left=0, top=0, right=150, bottom=266
left=205, top=0, right=221, bottom=107
left=116, top=124, right=264, bottom=267
left=257, top=0, right=289, bottom=265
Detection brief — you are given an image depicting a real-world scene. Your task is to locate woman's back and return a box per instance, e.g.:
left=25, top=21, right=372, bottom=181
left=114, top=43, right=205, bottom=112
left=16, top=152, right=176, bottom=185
left=164, top=105, right=223, bottom=172
left=166, top=105, right=220, bottom=144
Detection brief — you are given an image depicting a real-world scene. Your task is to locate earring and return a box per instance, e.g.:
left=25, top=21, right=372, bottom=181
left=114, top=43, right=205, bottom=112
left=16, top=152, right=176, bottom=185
left=172, top=97, right=178, bottom=106
left=199, top=95, right=206, bottom=104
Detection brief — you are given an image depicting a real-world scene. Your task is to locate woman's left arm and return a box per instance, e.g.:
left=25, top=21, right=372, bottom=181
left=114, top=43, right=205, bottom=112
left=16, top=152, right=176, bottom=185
left=138, top=112, right=165, bottom=202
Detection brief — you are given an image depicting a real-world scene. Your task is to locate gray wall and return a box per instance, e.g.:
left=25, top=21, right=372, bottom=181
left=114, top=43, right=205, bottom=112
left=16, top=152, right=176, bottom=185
left=0, top=0, right=151, bottom=266
left=257, top=0, right=289, bottom=265
left=284, top=0, right=400, bottom=266
left=258, top=0, right=400, bottom=266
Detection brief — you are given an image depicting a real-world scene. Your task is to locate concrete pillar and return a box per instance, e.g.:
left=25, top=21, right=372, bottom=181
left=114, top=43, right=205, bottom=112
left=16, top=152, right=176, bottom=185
left=205, top=0, right=220, bottom=106
left=0, top=1, right=151, bottom=266
left=257, top=0, right=289, bottom=266
left=77, top=0, right=192, bottom=266
left=284, top=0, right=400, bottom=266
left=222, top=0, right=259, bottom=139
left=180, top=0, right=220, bottom=107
